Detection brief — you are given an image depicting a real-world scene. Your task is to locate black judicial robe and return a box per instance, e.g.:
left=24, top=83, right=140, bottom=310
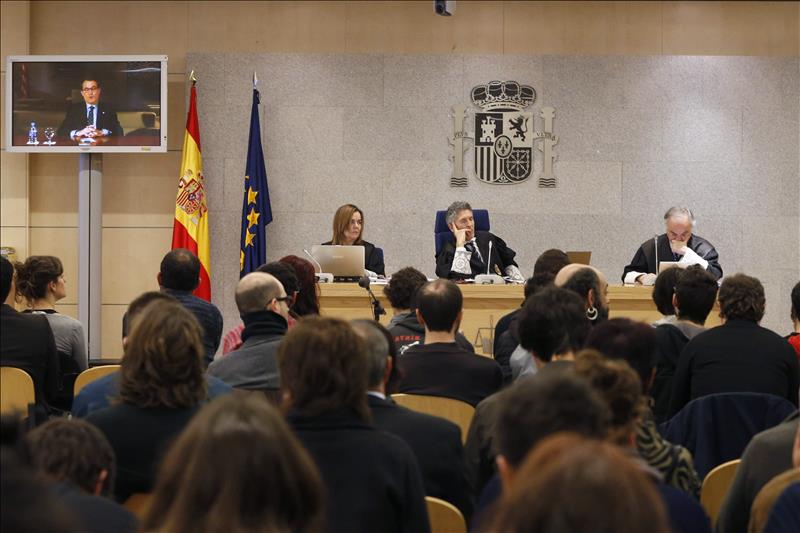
left=621, top=233, right=722, bottom=282
left=435, top=231, right=518, bottom=280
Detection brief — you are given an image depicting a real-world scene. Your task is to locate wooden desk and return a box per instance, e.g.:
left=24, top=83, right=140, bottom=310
left=319, top=283, right=720, bottom=356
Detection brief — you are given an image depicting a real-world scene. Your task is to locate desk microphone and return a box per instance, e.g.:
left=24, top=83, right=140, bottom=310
left=486, top=240, right=493, bottom=275
left=654, top=234, right=659, bottom=274
left=303, top=248, right=333, bottom=283
left=358, top=276, right=386, bottom=321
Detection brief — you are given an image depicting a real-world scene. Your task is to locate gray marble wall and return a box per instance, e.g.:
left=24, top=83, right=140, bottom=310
left=187, top=53, right=800, bottom=335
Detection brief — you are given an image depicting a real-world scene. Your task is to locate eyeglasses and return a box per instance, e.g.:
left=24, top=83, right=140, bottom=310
left=81, top=86, right=99, bottom=93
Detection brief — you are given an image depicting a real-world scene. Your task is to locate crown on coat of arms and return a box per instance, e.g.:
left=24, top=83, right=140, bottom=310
left=471, top=81, right=536, bottom=111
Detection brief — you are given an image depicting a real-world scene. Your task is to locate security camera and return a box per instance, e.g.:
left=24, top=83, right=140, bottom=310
left=434, top=0, right=455, bottom=16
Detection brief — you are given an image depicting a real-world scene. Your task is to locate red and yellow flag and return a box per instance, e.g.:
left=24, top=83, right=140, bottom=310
left=171, top=81, right=211, bottom=300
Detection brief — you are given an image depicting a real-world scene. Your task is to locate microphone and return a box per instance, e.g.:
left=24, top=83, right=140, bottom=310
left=654, top=234, right=659, bottom=274
left=475, top=239, right=504, bottom=285
left=486, top=240, right=493, bottom=275
left=358, top=276, right=386, bottom=321
left=303, top=248, right=333, bottom=283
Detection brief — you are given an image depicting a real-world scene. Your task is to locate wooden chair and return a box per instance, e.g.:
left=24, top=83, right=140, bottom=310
left=73, top=365, right=121, bottom=396
left=1, top=367, right=36, bottom=416
left=123, top=492, right=152, bottom=520
left=391, top=394, right=474, bottom=445
left=426, top=496, right=466, bottom=533
left=700, top=459, right=741, bottom=527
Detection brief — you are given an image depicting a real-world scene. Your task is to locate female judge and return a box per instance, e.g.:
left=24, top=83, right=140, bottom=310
left=323, top=204, right=385, bottom=276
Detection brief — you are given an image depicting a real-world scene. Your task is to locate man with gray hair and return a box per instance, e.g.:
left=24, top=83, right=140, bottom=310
left=351, top=319, right=474, bottom=520
left=207, top=272, right=290, bottom=390
left=622, top=207, right=722, bottom=285
left=435, top=201, right=523, bottom=281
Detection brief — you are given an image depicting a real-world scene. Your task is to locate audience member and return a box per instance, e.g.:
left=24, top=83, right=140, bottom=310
left=572, top=351, right=711, bottom=533
left=352, top=319, right=473, bottom=521
left=0, top=255, right=60, bottom=410
left=717, top=413, right=799, bottom=533
left=279, top=254, right=320, bottom=316
left=385, top=267, right=473, bottom=355
left=143, top=394, right=325, bottom=533
left=154, top=248, right=223, bottom=366
left=669, top=274, right=799, bottom=416
left=396, top=280, right=502, bottom=406
left=280, top=317, right=429, bottom=533
left=221, top=261, right=299, bottom=354
left=585, top=318, right=702, bottom=497
left=86, top=299, right=208, bottom=501
left=748, top=422, right=799, bottom=533
left=26, top=419, right=138, bottom=533
left=72, top=291, right=231, bottom=418
left=651, top=265, right=684, bottom=325
left=208, top=272, right=289, bottom=391
left=788, top=281, right=800, bottom=359
left=555, top=263, right=610, bottom=325
left=651, top=266, right=718, bottom=421
left=491, top=433, right=670, bottom=533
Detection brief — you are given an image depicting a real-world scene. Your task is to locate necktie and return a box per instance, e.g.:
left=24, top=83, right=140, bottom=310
left=465, top=241, right=485, bottom=274
left=87, top=106, right=95, bottom=127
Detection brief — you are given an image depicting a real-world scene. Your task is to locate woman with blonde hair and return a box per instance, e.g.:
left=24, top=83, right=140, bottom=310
left=322, top=204, right=385, bottom=276
left=144, top=394, right=325, bottom=533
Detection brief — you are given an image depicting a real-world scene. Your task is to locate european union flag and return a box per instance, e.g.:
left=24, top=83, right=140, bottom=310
left=239, top=88, right=272, bottom=276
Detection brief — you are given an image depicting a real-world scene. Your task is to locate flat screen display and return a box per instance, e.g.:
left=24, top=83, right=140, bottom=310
left=5, top=55, right=167, bottom=153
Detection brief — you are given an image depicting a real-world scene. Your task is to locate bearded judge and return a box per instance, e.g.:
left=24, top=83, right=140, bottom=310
left=622, top=207, right=722, bottom=285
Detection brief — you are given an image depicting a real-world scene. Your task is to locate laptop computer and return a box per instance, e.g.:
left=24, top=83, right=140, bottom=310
left=566, top=251, right=592, bottom=265
left=310, top=245, right=365, bottom=281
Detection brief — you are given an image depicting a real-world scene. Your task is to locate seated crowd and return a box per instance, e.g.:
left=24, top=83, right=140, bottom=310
left=1, top=249, right=799, bottom=533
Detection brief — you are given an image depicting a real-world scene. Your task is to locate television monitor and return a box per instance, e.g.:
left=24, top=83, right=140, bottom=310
left=4, top=55, right=167, bottom=153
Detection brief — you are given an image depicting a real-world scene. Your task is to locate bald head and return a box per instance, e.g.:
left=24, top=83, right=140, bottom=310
left=235, top=272, right=285, bottom=316
left=554, top=264, right=606, bottom=289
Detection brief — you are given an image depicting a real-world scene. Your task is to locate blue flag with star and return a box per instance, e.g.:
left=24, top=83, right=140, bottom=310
left=239, top=88, right=272, bottom=276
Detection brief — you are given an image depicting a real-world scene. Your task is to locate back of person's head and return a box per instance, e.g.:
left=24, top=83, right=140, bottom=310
left=524, top=271, right=556, bottom=299
left=517, top=286, right=589, bottom=362
left=143, top=394, right=325, bottom=533
left=351, top=319, right=391, bottom=390
left=793, top=281, right=800, bottom=323
left=573, top=350, right=644, bottom=446
left=560, top=267, right=603, bottom=305
left=235, top=272, right=283, bottom=315
left=26, top=418, right=115, bottom=496
left=279, top=255, right=320, bottom=316
left=257, top=261, right=299, bottom=298
left=584, top=318, right=656, bottom=394
left=159, top=248, right=201, bottom=291
left=416, top=279, right=463, bottom=332
left=14, top=255, right=64, bottom=302
left=533, top=249, right=571, bottom=278
left=383, top=267, right=427, bottom=310
left=675, top=265, right=718, bottom=324
left=491, top=433, right=670, bottom=533
left=495, top=370, right=610, bottom=469
left=652, top=266, right=683, bottom=316
left=120, top=299, right=206, bottom=409
left=278, top=316, right=370, bottom=421
left=122, top=290, right=178, bottom=339
left=719, top=273, right=765, bottom=322
left=0, top=255, right=13, bottom=302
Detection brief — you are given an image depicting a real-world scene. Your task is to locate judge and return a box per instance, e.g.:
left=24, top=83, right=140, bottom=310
left=435, top=201, right=524, bottom=281
left=622, top=207, right=722, bottom=285
left=322, top=204, right=385, bottom=276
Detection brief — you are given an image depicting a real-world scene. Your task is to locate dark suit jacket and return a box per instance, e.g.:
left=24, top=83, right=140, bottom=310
left=397, top=342, right=502, bottom=406
left=0, top=303, right=60, bottom=407
left=287, top=409, right=430, bottom=533
left=367, top=394, right=473, bottom=521
left=622, top=233, right=722, bottom=281
left=435, top=231, right=518, bottom=280
left=57, top=102, right=123, bottom=137
left=52, top=483, right=138, bottom=533
left=321, top=240, right=384, bottom=276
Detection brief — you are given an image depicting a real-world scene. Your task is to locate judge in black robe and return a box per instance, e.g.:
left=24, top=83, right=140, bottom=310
left=622, top=233, right=722, bottom=283
left=436, top=231, right=521, bottom=280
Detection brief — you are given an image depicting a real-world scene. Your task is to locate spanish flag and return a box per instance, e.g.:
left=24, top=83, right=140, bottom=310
left=171, top=79, right=211, bottom=301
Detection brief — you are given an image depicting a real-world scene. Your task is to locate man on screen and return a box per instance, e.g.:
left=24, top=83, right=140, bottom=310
left=622, top=207, right=722, bottom=285
left=57, top=78, right=123, bottom=139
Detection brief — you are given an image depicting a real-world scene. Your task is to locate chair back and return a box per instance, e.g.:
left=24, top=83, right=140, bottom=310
left=392, top=393, right=474, bottom=445
left=0, top=367, right=35, bottom=415
left=434, top=209, right=490, bottom=256
left=74, top=365, right=121, bottom=396
left=700, top=459, right=740, bottom=527
left=660, top=392, right=796, bottom=478
left=123, top=492, right=152, bottom=520
left=426, top=496, right=466, bottom=533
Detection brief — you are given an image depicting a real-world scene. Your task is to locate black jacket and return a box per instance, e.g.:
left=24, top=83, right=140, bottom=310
left=57, top=102, right=124, bottom=137
left=52, top=483, right=138, bottom=533
left=668, top=319, right=800, bottom=417
left=388, top=311, right=474, bottom=355
left=367, top=394, right=474, bottom=521
left=321, top=240, right=384, bottom=276
left=287, top=409, right=430, bottom=533
left=435, top=231, right=518, bottom=280
left=0, top=303, right=60, bottom=407
left=397, top=342, right=502, bottom=407
left=651, top=320, right=706, bottom=423
left=622, top=233, right=722, bottom=282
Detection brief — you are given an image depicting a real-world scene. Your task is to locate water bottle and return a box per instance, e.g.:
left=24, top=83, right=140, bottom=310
left=27, top=122, right=38, bottom=145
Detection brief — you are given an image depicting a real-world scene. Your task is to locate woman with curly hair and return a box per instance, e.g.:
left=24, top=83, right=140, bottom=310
left=279, top=255, right=320, bottom=317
